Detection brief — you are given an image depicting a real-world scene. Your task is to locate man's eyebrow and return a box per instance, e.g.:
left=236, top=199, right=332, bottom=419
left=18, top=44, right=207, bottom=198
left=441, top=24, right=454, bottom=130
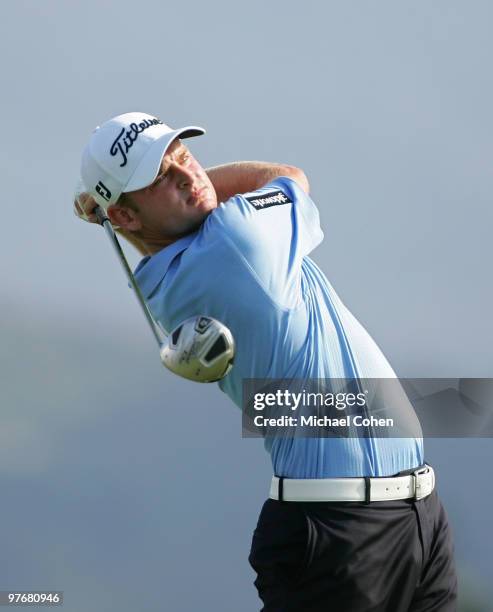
left=150, top=145, right=188, bottom=185
left=147, top=161, right=167, bottom=189
left=156, top=154, right=173, bottom=176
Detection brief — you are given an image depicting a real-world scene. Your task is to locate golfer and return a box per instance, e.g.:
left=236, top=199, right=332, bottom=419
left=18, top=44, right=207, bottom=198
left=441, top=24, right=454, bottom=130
left=75, top=112, right=458, bottom=611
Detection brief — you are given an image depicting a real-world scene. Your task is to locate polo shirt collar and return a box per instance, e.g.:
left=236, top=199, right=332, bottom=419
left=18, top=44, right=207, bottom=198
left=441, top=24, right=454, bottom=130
left=133, top=232, right=198, bottom=298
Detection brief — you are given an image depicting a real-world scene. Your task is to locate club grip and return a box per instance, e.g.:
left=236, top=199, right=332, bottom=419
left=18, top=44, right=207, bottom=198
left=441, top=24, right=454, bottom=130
left=94, top=206, right=109, bottom=226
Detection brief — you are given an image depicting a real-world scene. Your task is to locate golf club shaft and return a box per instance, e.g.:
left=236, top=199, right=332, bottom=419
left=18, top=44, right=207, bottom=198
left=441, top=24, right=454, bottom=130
left=95, top=206, right=164, bottom=348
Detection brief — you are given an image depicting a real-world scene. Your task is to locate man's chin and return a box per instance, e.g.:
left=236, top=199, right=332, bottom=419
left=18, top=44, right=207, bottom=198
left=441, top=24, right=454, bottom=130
left=198, top=191, right=218, bottom=210
left=182, top=210, right=213, bottom=236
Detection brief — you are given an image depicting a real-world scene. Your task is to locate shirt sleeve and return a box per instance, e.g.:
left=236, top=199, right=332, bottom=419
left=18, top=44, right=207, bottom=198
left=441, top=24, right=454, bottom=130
left=201, top=176, right=324, bottom=308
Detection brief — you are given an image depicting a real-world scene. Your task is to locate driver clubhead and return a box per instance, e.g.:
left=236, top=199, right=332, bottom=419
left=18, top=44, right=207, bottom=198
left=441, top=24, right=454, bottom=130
left=160, top=316, right=235, bottom=383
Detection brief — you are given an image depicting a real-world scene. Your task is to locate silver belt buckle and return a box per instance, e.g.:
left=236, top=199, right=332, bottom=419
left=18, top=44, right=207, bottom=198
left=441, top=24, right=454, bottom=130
left=413, top=466, right=430, bottom=501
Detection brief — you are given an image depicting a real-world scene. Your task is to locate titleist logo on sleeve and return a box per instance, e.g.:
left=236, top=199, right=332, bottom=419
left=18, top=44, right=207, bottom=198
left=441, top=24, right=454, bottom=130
left=245, top=189, right=293, bottom=211
left=110, top=118, right=163, bottom=167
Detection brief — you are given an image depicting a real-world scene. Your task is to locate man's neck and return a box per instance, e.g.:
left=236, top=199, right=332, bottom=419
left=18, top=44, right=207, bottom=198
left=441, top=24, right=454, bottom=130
left=144, top=236, right=176, bottom=255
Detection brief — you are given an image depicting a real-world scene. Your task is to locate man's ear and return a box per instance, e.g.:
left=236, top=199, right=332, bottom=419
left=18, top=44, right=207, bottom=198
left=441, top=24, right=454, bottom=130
left=107, top=204, right=142, bottom=231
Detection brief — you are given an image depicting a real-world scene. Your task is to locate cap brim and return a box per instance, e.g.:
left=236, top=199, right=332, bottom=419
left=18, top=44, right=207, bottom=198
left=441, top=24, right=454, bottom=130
left=124, top=126, right=205, bottom=193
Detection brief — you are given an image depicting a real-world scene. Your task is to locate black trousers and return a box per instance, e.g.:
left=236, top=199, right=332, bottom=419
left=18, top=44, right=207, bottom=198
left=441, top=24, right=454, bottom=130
left=248, top=474, right=457, bottom=611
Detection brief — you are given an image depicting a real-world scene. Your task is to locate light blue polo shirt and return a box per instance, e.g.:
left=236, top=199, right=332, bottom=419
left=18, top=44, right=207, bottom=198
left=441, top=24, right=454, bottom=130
left=134, top=177, right=424, bottom=478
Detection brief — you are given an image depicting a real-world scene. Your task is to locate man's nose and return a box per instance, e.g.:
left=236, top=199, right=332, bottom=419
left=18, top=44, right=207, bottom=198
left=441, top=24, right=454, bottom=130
left=174, top=163, right=195, bottom=189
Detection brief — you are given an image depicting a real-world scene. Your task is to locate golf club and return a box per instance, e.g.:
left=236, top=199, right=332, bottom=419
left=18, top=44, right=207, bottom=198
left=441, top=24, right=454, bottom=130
left=93, top=205, right=235, bottom=383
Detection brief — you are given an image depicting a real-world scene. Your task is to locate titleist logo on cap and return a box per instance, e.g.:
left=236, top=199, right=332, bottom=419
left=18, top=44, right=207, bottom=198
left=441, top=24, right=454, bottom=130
left=110, top=118, right=163, bottom=167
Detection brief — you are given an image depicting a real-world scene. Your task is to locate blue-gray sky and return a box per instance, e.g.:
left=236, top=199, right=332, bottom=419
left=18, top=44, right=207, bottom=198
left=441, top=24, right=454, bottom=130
left=1, top=1, right=492, bottom=610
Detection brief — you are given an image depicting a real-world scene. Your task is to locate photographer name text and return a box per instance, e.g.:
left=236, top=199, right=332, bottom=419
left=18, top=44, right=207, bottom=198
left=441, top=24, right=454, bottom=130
left=253, top=414, right=394, bottom=428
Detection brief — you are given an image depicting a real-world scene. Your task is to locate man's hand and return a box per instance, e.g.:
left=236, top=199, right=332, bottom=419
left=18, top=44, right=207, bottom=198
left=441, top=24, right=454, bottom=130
left=73, top=189, right=99, bottom=224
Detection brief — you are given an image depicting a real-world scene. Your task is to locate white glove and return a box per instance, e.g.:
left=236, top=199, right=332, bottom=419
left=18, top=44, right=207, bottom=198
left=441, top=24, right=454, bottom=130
left=73, top=179, right=99, bottom=224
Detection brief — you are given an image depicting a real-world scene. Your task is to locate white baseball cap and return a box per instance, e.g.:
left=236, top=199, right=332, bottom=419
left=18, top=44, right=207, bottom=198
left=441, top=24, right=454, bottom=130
left=80, top=112, right=205, bottom=209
